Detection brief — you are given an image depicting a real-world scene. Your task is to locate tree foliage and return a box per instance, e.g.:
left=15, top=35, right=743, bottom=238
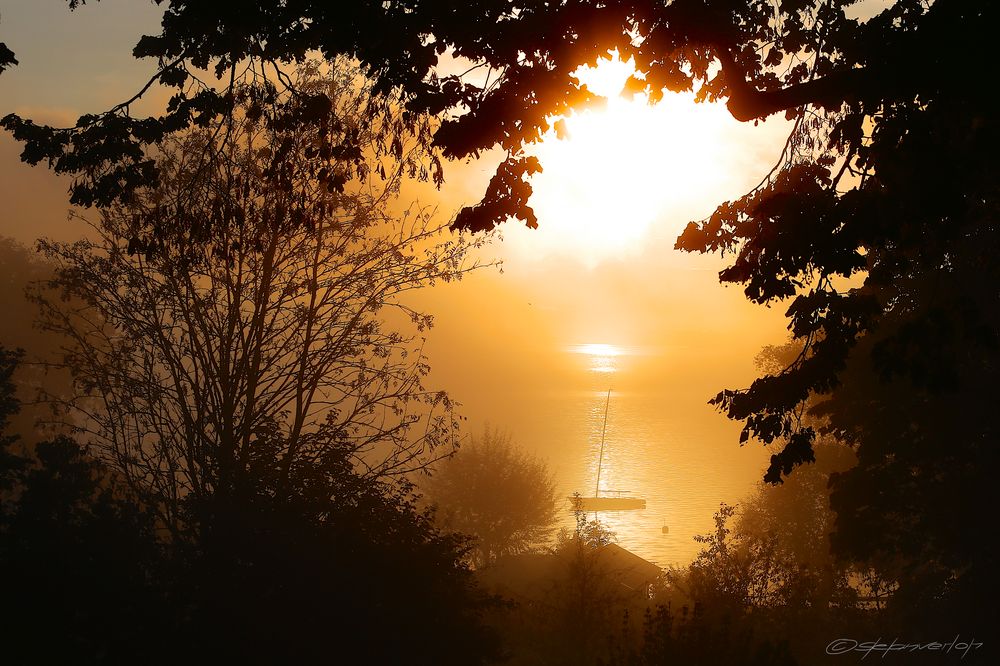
left=736, top=444, right=857, bottom=604
left=4, top=1, right=996, bottom=482
left=1, top=346, right=167, bottom=664
left=3, top=1, right=992, bottom=230
left=607, top=602, right=797, bottom=666
left=31, top=63, right=483, bottom=535
left=545, top=517, right=631, bottom=664
left=424, top=426, right=558, bottom=568
left=0, top=344, right=501, bottom=665
left=679, top=442, right=860, bottom=618
left=4, top=0, right=997, bottom=641
left=0, top=10, right=16, bottom=75
left=0, top=239, right=77, bottom=441
left=0, top=347, right=24, bottom=477
left=816, top=322, right=999, bottom=632
left=479, top=515, right=648, bottom=666
left=172, top=447, right=500, bottom=665
left=2, top=61, right=502, bottom=663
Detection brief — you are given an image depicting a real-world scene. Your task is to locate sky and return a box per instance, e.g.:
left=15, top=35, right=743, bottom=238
left=0, top=0, right=803, bottom=562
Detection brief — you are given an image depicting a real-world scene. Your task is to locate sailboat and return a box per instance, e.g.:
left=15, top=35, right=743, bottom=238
left=569, top=389, right=646, bottom=512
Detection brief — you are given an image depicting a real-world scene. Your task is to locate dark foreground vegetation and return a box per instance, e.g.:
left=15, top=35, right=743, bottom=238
left=2, top=330, right=989, bottom=664
left=0, top=345, right=499, bottom=665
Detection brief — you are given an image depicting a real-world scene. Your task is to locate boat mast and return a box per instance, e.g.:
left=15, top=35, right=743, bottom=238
left=595, top=388, right=611, bottom=497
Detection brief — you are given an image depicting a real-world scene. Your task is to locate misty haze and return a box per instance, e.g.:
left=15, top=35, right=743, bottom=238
left=0, top=1, right=994, bottom=664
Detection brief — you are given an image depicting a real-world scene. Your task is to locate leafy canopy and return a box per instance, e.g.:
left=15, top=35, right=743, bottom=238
left=3, top=2, right=987, bottom=226
left=31, top=62, right=483, bottom=532
left=3, top=1, right=997, bottom=485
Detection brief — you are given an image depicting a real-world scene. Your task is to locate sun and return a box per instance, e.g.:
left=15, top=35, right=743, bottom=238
left=499, top=56, right=786, bottom=266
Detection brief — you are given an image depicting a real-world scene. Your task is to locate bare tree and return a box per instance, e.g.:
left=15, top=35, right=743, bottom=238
left=32, top=63, right=485, bottom=533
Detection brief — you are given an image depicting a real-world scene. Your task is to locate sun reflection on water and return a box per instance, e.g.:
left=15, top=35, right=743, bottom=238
left=569, top=343, right=624, bottom=373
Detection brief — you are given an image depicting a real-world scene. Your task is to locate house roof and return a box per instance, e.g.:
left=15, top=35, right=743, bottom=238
left=478, top=543, right=663, bottom=599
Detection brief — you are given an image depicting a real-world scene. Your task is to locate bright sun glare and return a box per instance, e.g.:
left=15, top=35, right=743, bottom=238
left=571, top=343, right=623, bottom=357
left=569, top=343, right=625, bottom=373
left=501, top=56, right=784, bottom=266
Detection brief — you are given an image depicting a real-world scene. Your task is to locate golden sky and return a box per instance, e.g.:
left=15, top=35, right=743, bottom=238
left=0, top=0, right=801, bottom=563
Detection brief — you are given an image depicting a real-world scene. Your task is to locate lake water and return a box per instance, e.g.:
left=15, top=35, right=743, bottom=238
left=512, top=345, right=773, bottom=568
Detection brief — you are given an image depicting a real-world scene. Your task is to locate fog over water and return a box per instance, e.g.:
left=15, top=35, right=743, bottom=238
left=418, top=312, right=783, bottom=566
left=0, top=0, right=794, bottom=568
left=534, top=345, right=773, bottom=566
